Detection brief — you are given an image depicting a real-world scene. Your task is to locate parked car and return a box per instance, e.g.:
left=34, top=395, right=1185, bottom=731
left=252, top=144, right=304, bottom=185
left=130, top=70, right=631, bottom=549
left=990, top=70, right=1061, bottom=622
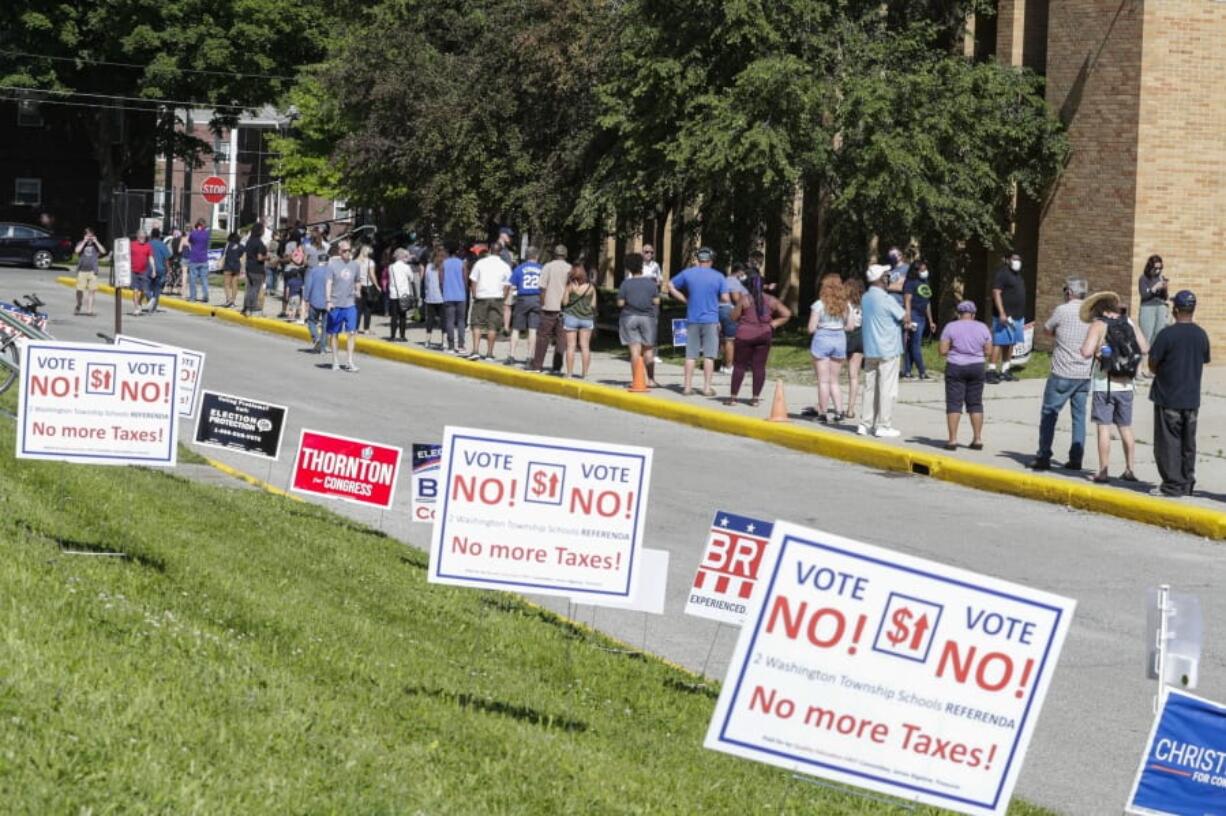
left=0, top=223, right=74, bottom=269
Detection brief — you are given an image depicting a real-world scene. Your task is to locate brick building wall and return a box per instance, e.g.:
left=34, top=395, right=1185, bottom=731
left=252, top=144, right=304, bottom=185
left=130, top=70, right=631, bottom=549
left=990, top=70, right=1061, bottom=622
left=1034, top=0, right=1143, bottom=341
left=1131, top=0, right=1226, bottom=352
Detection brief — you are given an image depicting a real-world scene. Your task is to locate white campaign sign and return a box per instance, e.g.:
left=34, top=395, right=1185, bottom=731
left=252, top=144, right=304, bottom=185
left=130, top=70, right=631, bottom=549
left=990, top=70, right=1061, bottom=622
left=685, top=511, right=774, bottom=626
left=114, top=335, right=206, bottom=418
left=575, top=548, right=670, bottom=614
left=428, top=426, right=652, bottom=600
left=112, top=237, right=131, bottom=288
left=16, top=340, right=178, bottom=466
left=705, top=521, right=1075, bottom=816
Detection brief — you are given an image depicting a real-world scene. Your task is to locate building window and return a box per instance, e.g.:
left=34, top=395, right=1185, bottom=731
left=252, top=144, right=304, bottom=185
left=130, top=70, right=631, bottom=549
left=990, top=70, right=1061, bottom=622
left=333, top=200, right=352, bottom=221
left=212, top=135, right=230, bottom=163
left=17, top=101, right=44, bottom=127
left=14, top=178, right=42, bottom=206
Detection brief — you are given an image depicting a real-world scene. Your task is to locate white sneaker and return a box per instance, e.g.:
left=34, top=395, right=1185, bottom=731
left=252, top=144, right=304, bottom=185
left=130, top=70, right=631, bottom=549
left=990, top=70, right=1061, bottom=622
left=874, top=427, right=901, bottom=438
left=856, top=424, right=869, bottom=436
left=331, top=362, right=340, bottom=371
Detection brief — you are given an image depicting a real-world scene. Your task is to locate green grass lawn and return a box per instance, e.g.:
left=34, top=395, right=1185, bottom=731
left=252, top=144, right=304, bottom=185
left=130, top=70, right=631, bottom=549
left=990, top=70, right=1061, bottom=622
left=0, top=389, right=1053, bottom=813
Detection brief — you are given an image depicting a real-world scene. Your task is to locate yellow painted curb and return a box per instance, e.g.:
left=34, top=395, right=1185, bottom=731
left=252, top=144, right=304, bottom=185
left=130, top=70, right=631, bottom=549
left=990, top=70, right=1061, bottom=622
left=62, top=277, right=1226, bottom=540
left=199, top=454, right=302, bottom=502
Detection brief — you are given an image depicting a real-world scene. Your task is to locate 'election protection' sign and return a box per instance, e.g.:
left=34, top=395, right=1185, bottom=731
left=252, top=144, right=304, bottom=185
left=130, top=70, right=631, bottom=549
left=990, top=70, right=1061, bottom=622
left=705, top=521, right=1075, bottom=816
left=686, top=511, right=774, bottom=626
left=411, top=443, right=442, bottom=523
left=114, top=334, right=206, bottom=418
left=17, top=340, right=178, bottom=466
left=428, top=426, right=653, bottom=600
left=1127, top=690, right=1226, bottom=816
left=291, top=429, right=403, bottom=509
left=193, top=390, right=287, bottom=460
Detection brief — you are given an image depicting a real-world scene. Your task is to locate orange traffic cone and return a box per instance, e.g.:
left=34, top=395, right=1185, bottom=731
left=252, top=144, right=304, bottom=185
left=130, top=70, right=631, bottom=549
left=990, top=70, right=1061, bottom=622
left=627, top=356, right=650, bottom=393
left=765, top=379, right=790, bottom=422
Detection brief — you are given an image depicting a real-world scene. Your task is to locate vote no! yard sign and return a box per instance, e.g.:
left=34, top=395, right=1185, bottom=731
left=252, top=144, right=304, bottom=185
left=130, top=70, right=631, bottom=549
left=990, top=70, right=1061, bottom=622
left=17, top=341, right=179, bottom=466
left=706, top=521, right=1075, bottom=816
left=428, top=426, right=653, bottom=600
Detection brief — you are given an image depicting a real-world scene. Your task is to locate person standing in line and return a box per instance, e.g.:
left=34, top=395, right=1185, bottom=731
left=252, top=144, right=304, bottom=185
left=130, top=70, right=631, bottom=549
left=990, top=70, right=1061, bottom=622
left=1079, top=291, right=1148, bottom=484
left=805, top=274, right=851, bottom=423
left=988, top=250, right=1026, bottom=383
left=147, top=227, right=172, bottom=314
left=1137, top=254, right=1169, bottom=351
left=561, top=261, right=597, bottom=379
left=531, top=245, right=571, bottom=374
left=494, top=226, right=516, bottom=266
left=1147, top=290, right=1210, bottom=497
left=468, top=245, right=512, bottom=360
left=640, top=244, right=663, bottom=288
left=241, top=223, right=268, bottom=317
left=885, top=246, right=909, bottom=305
left=617, top=252, right=660, bottom=387
left=386, top=248, right=416, bottom=342
left=302, top=249, right=329, bottom=353
left=726, top=266, right=790, bottom=406
left=128, top=230, right=155, bottom=315
left=221, top=232, right=244, bottom=309
left=719, top=262, right=748, bottom=373
left=440, top=245, right=469, bottom=353
left=1030, top=278, right=1092, bottom=471
left=939, top=301, right=992, bottom=450
left=666, top=247, right=730, bottom=397
left=325, top=241, right=361, bottom=372
left=354, top=245, right=380, bottom=335
left=281, top=241, right=306, bottom=322
left=186, top=219, right=211, bottom=304
left=73, top=228, right=107, bottom=316
left=858, top=264, right=905, bottom=438
left=843, top=278, right=864, bottom=420
left=508, top=246, right=543, bottom=365
left=259, top=227, right=281, bottom=313
left=422, top=245, right=446, bottom=349
left=901, top=260, right=935, bottom=380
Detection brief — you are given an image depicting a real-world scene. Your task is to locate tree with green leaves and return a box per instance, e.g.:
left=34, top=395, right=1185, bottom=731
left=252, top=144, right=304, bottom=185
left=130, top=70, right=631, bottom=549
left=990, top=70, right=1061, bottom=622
left=0, top=0, right=325, bottom=212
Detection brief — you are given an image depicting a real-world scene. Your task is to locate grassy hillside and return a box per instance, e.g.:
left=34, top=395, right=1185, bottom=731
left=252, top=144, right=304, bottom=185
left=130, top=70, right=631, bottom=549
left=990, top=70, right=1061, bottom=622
left=0, top=392, right=1052, bottom=814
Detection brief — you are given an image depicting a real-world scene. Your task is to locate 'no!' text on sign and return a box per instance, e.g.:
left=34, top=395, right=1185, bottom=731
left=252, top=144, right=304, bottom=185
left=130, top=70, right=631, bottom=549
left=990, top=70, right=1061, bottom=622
left=428, top=426, right=653, bottom=599
left=16, top=341, right=179, bottom=466
left=705, top=521, right=1075, bottom=816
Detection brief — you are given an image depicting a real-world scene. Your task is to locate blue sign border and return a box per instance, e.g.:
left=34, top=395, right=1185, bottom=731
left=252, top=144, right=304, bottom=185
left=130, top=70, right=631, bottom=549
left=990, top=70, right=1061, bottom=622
left=434, top=433, right=647, bottom=597
left=714, top=532, right=1065, bottom=811
left=19, top=343, right=179, bottom=465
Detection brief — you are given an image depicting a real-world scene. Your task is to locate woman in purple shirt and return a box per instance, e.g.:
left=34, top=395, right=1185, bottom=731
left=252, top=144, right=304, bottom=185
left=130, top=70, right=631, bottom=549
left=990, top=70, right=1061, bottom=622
left=938, top=301, right=993, bottom=451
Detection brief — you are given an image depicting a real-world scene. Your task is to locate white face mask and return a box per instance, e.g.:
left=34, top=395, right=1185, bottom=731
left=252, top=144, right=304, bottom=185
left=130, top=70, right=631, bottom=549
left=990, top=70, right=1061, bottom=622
left=919, top=271, right=929, bottom=280
left=1010, top=259, right=1022, bottom=272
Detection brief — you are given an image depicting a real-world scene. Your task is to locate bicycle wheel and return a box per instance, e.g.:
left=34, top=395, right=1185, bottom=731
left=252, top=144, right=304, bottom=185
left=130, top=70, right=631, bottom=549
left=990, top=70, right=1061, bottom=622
left=0, top=339, right=18, bottom=397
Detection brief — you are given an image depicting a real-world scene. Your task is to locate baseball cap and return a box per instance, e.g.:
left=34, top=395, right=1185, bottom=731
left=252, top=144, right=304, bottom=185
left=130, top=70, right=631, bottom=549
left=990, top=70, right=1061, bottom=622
left=696, top=247, right=716, bottom=262
left=865, top=264, right=891, bottom=283
left=1174, top=290, right=1197, bottom=310
left=498, top=226, right=514, bottom=237
left=956, top=300, right=977, bottom=314
left=553, top=244, right=569, bottom=259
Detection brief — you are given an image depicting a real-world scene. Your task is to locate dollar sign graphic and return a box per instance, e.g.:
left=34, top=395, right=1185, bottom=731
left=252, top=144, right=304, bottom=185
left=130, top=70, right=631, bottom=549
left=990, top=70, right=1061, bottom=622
left=531, top=471, right=550, bottom=497
left=886, top=608, right=913, bottom=646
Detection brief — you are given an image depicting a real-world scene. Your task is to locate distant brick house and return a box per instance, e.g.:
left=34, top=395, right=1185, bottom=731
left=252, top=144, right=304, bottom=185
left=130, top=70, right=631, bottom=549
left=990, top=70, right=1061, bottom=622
left=0, top=99, right=154, bottom=241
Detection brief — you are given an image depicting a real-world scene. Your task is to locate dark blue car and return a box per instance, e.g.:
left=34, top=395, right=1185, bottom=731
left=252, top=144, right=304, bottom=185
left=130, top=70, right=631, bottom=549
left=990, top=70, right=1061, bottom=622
left=0, top=222, right=74, bottom=269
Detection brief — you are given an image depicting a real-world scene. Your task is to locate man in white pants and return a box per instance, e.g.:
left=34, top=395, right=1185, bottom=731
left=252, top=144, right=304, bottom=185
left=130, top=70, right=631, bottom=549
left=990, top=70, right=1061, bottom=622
left=859, top=263, right=905, bottom=437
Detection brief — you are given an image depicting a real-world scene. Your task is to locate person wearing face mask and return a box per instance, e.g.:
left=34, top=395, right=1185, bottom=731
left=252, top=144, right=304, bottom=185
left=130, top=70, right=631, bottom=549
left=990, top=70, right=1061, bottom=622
left=885, top=246, right=909, bottom=306
left=1137, top=254, right=1169, bottom=349
left=988, top=251, right=1026, bottom=384
left=902, top=260, right=935, bottom=380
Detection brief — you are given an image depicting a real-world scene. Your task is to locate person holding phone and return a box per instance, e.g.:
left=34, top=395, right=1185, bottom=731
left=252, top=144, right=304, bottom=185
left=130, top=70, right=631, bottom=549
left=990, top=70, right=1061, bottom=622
left=1137, top=254, right=1169, bottom=348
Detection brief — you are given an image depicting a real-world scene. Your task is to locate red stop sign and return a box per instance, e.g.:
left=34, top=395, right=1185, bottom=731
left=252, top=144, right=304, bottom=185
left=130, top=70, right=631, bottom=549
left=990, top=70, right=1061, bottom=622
left=201, top=176, right=228, bottom=204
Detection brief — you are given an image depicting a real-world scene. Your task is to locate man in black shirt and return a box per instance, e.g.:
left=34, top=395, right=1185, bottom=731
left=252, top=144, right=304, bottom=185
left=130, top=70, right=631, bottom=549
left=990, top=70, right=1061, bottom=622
left=1147, top=290, right=1210, bottom=497
left=989, top=251, right=1027, bottom=383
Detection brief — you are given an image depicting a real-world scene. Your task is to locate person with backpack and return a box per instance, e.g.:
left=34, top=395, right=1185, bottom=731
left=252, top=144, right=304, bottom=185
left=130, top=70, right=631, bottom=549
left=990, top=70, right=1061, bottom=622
left=1079, top=291, right=1148, bottom=484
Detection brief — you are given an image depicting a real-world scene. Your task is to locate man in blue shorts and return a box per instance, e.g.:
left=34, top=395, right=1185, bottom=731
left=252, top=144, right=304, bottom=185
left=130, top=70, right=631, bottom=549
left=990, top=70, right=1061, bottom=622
left=667, top=247, right=730, bottom=396
left=989, top=250, right=1027, bottom=383
left=508, top=246, right=543, bottom=365
left=325, top=240, right=361, bottom=372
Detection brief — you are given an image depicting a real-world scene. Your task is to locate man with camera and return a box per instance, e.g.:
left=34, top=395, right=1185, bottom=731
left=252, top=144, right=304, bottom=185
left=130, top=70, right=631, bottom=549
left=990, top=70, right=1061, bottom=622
left=73, top=228, right=108, bottom=316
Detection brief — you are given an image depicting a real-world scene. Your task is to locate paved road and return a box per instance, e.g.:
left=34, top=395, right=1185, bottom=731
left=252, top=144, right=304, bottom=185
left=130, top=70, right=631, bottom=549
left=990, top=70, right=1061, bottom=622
left=8, top=268, right=1225, bottom=815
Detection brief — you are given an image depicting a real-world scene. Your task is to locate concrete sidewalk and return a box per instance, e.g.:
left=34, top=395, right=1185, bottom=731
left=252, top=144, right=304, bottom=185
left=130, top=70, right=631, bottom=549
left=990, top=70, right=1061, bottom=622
left=166, top=286, right=1226, bottom=512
